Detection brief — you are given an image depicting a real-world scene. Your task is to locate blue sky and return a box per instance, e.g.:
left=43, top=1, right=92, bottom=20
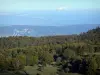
left=0, top=0, right=100, bottom=26
left=0, top=0, right=100, bottom=12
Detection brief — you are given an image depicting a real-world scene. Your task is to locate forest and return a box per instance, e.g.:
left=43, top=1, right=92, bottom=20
left=0, top=27, right=100, bottom=75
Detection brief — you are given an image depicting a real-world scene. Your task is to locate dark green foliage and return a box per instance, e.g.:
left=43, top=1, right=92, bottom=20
left=0, top=27, right=99, bottom=75
left=87, top=57, right=98, bottom=75
left=63, top=48, right=76, bottom=59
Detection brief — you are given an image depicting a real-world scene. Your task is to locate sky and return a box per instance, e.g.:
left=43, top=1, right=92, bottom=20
left=0, top=0, right=100, bottom=26
left=0, top=0, right=100, bottom=12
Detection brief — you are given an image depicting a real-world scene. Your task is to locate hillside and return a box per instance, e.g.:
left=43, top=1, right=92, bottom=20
left=0, top=27, right=100, bottom=75
left=0, top=27, right=100, bottom=49
left=79, top=27, right=100, bottom=44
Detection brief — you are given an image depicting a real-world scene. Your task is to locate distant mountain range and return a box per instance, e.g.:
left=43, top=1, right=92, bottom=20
left=0, top=24, right=100, bottom=37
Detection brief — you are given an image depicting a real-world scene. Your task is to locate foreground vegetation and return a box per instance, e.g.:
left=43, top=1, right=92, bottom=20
left=0, top=27, right=100, bottom=75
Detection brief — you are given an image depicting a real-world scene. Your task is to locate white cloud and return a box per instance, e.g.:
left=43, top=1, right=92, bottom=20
left=13, top=28, right=31, bottom=36
left=56, top=7, right=67, bottom=11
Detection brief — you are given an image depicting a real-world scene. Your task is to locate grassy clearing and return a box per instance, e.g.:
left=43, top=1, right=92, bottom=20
left=0, top=66, right=82, bottom=75
left=24, top=65, right=82, bottom=75
left=65, top=73, right=82, bottom=75
left=24, top=65, right=57, bottom=75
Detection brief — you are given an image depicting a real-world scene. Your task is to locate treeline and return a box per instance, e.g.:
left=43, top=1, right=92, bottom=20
left=0, top=35, right=79, bottom=49
left=0, top=27, right=100, bottom=50
left=0, top=27, right=100, bottom=75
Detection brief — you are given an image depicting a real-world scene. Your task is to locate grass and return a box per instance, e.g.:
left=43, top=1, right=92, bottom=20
left=0, top=65, right=82, bottom=75
left=65, top=73, right=82, bottom=75
left=24, top=65, right=82, bottom=75
left=24, top=65, right=57, bottom=75
left=0, top=72, right=24, bottom=75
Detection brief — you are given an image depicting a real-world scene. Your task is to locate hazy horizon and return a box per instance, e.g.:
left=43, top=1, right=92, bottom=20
left=0, top=10, right=100, bottom=26
left=0, top=0, right=100, bottom=26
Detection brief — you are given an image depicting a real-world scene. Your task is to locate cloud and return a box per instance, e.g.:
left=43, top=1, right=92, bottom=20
left=13, top=28, right=31, bottom=36
left=56, top=7, right=66, bottom=11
